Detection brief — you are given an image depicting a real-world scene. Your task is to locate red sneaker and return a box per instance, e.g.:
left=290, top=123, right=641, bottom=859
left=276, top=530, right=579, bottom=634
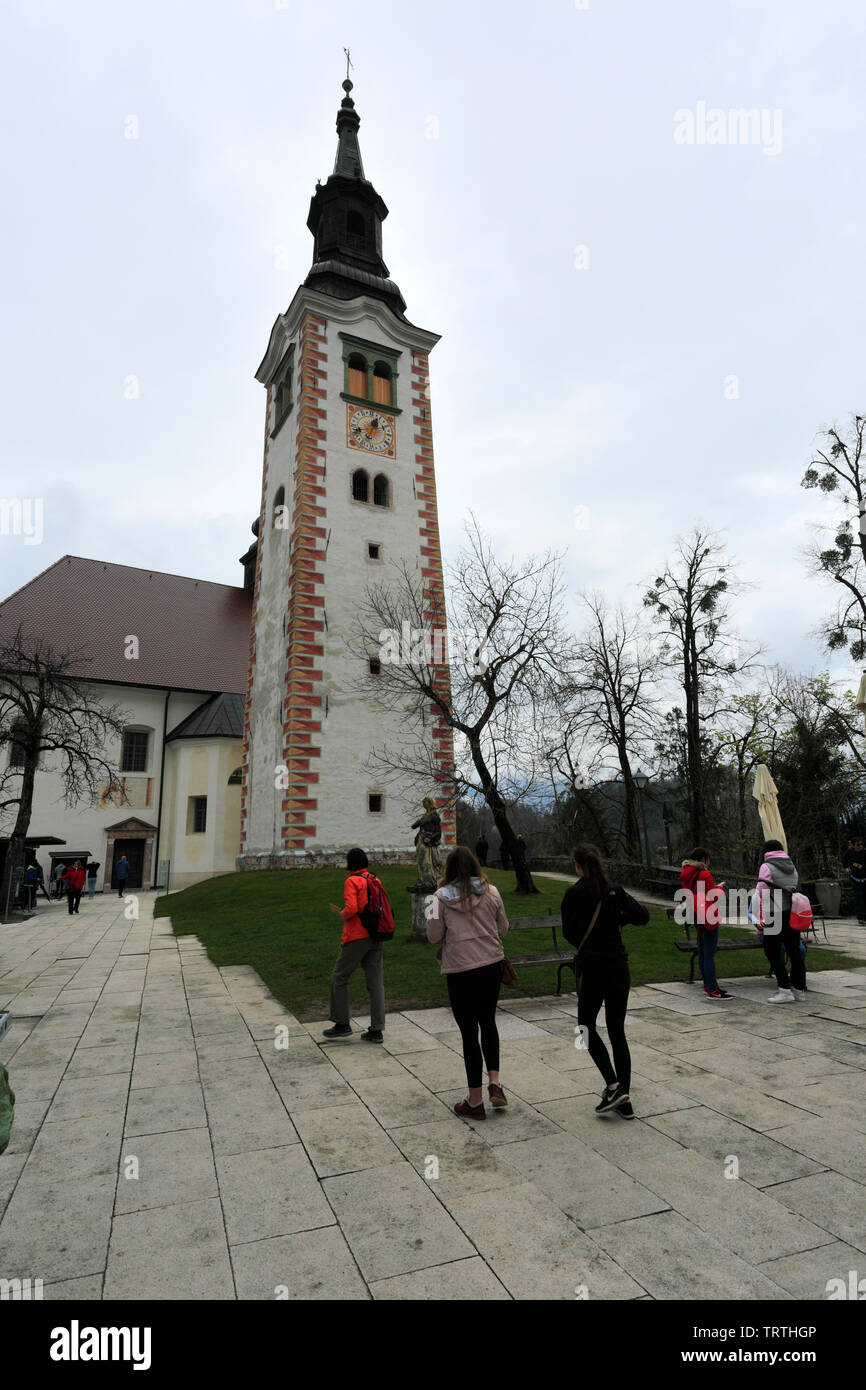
left=488, top=1083, right=508, bottom=1108
left=454, top=1098, right=486, bottom=1120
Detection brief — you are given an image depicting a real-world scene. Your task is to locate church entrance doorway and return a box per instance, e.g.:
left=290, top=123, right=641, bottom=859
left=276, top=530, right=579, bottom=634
left=111, top=840, right=145, bottom=890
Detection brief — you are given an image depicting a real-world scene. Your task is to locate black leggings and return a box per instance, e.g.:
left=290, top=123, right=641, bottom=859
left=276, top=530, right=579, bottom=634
left=446, top=962, right=501, bottom=1089
left=578, top=959, right=631, bottom=1094
left=763, top=913, right=806, bottom=992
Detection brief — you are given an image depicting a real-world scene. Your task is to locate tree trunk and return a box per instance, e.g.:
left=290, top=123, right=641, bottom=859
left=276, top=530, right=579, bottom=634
left=1, top=759, right=37, bottom=919
left=683, top=617, right=704, bottom=845
left=469, top=739, right=537, bottom=894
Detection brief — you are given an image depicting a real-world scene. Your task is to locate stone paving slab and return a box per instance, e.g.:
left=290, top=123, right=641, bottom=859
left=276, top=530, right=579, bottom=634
left=1, top=891, right=865, bottom=1300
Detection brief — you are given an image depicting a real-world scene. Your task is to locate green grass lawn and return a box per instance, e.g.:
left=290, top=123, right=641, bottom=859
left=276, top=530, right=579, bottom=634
left=154, top=867, right=862, bottom=1019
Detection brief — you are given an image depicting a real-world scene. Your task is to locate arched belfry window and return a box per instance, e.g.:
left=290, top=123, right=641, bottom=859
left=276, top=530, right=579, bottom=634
left=373, top=474, right=390, bottom=508
left=347, top=352, right=367, bottom=399
left=346, top=210, right=366, bottom=247
left=373, top=362, right=392, bottom=407
left=272, top=485, right=286, bottom=531
left=352, top=469, right=369, bottom=503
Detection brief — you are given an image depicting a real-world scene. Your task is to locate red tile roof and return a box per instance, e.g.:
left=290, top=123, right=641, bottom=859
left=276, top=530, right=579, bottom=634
left=0, top=556, right=252, bottom=694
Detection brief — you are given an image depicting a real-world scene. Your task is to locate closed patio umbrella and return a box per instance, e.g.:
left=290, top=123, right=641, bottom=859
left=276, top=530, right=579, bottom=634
left=855, top=672, right=866, bottom=735
left=753, top=764, right=787, bottom=851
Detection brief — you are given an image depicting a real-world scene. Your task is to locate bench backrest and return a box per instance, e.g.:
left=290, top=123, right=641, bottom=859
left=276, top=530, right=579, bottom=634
left=509, top=916, right=563, bottom=953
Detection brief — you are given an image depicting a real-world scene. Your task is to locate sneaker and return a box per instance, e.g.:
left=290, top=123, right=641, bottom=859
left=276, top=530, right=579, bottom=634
left=715, top=989, right=734, bottom=1000
left=616, top=1100, right=635, bottom=1119
left=792, top=988, right=807, bottom=1001
left=361, top=1028, right=383, bottom=1044
left=767, top=988, right=795, bottom=1004
left=596, top=1084, right=629, bottom=1114
left=454, top=1098, right=486, bottom=1120
left=704, top=989, right=725, bottom=1001
left=322, top=1023, right=352, bottom=1039
left=488, top=1083, right=507, bottom=1108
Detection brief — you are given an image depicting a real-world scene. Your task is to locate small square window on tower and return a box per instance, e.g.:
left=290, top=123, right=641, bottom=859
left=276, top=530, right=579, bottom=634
left=367, top=542, right=381, bottom=561
left=368, top=793, right=383, bottom=814
left=368, top=658, right=381, bottom=676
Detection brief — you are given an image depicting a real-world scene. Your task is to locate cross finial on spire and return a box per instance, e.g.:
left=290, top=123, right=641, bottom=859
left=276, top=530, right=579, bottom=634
left=343, top=47, right=353, bottom=82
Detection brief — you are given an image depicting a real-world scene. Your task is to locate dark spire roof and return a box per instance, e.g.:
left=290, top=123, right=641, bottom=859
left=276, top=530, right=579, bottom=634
left=304, top=77, right=407, bottom=317
left=333, top=78, right=365, bottom=179
left=167, top=692, right=244, bottom=741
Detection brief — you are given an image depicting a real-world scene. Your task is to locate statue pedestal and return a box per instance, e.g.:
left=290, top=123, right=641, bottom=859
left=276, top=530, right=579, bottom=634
left=408, top=886, right=435, bottom=941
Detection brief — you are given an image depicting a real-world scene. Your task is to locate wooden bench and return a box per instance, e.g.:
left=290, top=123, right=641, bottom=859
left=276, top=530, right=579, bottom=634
left=668, top=903, right=826, bottom=983
left=670, top=915, right=764, bottom=982
left=507, top=913, right=575, bottom=995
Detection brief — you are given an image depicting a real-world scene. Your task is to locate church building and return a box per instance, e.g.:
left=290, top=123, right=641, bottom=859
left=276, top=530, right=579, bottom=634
left=0, top=78, right=455, bottom=891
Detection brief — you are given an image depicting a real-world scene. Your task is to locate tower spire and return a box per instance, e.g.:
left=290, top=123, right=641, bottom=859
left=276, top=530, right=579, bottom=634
left=303, top=62, right=407, bottom=317
left=333, top=71, right=365, bottom=180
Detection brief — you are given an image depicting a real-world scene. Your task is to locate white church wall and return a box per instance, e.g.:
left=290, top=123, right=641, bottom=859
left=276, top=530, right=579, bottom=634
left=245, top=357, right=298, bottom=853
left=13, top=683, right=227, bottom=889
left=315, top=309, right=435, bottom=850
left=165, top=737, right=243, bottom=890
left=18, top=683, right=202, bottom=888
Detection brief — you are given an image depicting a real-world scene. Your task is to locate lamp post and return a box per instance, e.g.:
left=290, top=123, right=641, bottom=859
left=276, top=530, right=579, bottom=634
left=634, top=770, right=651, bottom=869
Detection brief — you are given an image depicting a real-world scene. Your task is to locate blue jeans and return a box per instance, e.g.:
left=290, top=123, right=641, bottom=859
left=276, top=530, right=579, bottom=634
left=696, top=926, right=719, bottom=992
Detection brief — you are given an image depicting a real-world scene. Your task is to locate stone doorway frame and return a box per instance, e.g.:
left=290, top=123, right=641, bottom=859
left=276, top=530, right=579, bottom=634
left=104, top=817, right=158, bottom=891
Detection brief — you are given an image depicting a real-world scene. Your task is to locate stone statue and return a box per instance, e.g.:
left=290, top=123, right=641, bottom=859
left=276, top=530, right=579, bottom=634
left=409, top=796, right=442, bottom=892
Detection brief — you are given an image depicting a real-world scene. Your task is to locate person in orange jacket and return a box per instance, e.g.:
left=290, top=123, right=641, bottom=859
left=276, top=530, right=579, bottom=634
left=61, top=860, right=86, bottom=916
left=322, top=848, right=387, bottom=1044
left=680, top=847, right=732, bottom=1000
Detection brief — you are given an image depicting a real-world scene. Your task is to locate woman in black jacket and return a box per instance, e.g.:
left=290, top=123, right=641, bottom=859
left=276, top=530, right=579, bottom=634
left=561, top=844, right=650, bottom=1119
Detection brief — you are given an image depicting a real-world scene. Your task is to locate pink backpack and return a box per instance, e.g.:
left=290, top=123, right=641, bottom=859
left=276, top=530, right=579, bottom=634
left=789, top=892, right=813, bottom=932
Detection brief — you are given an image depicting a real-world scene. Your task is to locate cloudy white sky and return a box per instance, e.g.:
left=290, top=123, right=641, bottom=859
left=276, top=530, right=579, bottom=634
left=2, top=0, right=865, bottom=690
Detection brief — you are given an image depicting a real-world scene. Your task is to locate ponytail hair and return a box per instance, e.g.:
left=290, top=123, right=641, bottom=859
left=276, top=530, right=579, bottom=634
left=572, top=843, right=608, bottom=902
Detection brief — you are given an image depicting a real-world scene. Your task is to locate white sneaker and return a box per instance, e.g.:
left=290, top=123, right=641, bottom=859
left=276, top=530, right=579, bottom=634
left=792, top=988, right=807, bottom=1001
left=768, top=988, right=795, bottom=1004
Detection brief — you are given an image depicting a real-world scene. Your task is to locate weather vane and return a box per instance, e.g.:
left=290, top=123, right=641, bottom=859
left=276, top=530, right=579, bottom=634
left=343, top=47, right=353, bottom=81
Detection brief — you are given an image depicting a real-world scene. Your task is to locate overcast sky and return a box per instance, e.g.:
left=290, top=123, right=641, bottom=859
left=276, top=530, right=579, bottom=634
left=2, top=0, right=865, bottom=691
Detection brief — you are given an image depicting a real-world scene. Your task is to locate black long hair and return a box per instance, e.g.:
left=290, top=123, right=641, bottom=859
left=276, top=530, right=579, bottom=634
left=572, top=843, right=608, bottom=902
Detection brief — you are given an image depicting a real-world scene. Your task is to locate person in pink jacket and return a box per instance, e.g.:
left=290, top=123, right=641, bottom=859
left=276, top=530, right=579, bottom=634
left=426, top=845, right=510, bottom=1121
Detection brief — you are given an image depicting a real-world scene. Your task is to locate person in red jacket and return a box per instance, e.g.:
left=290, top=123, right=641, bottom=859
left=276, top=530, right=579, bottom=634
left=679, top=848, right=732, bottom=1000
left=61, top=860, right=86, bottom=916
left=322, top=848, right=386, bottom=1044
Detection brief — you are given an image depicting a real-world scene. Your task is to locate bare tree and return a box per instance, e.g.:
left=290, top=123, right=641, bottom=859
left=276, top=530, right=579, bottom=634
left=549, top=595, right=662, bottom=858
left=0, top=627, right=128, bottom=915
left=644, top=528, right=760, bottom=845
left=802, top=413, right=866, bottom=660
left=353, top=518, right=569, bottom=894
left=711, top=691, right=775, bottom=868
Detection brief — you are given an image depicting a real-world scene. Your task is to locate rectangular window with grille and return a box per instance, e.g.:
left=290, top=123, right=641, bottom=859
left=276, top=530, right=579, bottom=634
left=121, top=730, right=149, bottom=772
left=189, top=797, right=207, bottom=834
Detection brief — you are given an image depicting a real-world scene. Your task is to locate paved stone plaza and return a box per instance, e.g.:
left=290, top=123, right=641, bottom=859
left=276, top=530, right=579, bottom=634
left=2, top=892, right=866, bottom=1300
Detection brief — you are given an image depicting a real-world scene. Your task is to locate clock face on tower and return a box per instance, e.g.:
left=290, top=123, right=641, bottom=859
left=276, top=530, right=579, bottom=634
left=346, top=403, right=396, bottom=458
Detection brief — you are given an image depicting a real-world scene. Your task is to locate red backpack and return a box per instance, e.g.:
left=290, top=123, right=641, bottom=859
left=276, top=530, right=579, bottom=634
left=356, top=871, right=395, bottom=942
left=789, top=892, right=814, bottom=932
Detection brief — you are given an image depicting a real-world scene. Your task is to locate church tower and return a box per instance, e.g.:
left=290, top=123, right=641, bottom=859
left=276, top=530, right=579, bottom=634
left=239, top=76, right=456, bottom=868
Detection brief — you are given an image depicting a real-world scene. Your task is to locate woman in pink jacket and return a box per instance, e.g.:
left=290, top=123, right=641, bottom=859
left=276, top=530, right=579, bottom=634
left=426, top=845, right=510, bottom=1121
